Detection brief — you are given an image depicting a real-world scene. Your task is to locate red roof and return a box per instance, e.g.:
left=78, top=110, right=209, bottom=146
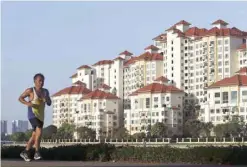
left=144, top=45, right=159, bottom=51
left=185, top=27, right=208, bottom=36
left=124, top=52, right=163, bottom=66
left=155, top=76, right=169, bottom=82
left=73, top=81, right=86, bottom=86
left=99, top=84, right=111, bottom=89
left=152, top=33, right=167, bottom=42
left=205, top=27, right=246, bottom=37
left=166, top=20, right=191, bottom=31
left=70, top=73, right=77, bottom=78
left=130, top=83, right=183, bottom=96
left=77, top=65, right=91, bottom=70
left=164, top=20, right=246, bottom=38
left=208, top=75, right=247, bottom=88
left=52, top=86, right=91, bottom=97
left=119, top=50, right=133, bottom=56
left=172, top=28, right=187, bottom=37
left=93, top=60, right=113, bottom=66
left=114, top=57, right=125, bottom=61
left=212, top=19, right=228, bottom=25
left=236, top=67, right=247, bottom=74
left=174, top=20, right=191, bottom=26
left=238, top=43, right=246, bottom=50
left=81, top=89, right=119, bottom=100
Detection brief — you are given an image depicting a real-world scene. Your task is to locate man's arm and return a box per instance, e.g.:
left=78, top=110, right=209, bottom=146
left=18, top=88, right=33, bottom=107
left=44, top=89, right=52, bottom=106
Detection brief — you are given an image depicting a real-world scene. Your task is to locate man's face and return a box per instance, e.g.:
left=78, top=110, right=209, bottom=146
left=34, top=76, right=44, bottom=88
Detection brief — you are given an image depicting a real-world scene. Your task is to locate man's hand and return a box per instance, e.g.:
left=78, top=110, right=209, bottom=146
left=43, top=89, right=52, bottom=106
left=27, top=102, right=34, bottom=107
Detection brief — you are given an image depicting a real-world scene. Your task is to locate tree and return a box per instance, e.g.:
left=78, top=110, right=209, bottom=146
left=55, top=123, right=75, bottom=139
left=183, top=101, right=200, bottom=122
left=43, top=125, right=57, bottom=139
left=113, top=127, right=129, bottom=139
left=132, top=132, right=146, bottom=140
left=200, top=122, right=214, bottom=137
left=1, top=133, right=11, bottom=141
left=184, top=120, right=213, bottom=137
left=77, top=126, right=96, bottom=139
left=150, top=122, right=167, bottom=138
left=214, top=116, right=244, bottom=138
left=214, top=124, right=226, bottom=138
left=10, top=132, right=27, bottom=141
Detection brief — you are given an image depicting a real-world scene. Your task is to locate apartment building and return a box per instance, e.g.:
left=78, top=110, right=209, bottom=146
left=123, top=46, right=164, bottom=109
left=238, top=43, right=247, bottom=69
left=153, top=19, right=247, bottom=115
left=52, top=82, right=92, bottom=127
left=52, top=19, right=246, bottom=136
left=124, top=78, right=184, bottom=136
left=77, top=86, right=121, bottom=139
left=201, top=67, right=247, bottom=125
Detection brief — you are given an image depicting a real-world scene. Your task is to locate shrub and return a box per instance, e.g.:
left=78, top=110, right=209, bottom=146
left=2, top=144, right=247, bottom=165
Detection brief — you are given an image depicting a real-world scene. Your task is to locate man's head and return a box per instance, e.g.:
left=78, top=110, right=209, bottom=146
left=33, top=73, right=45, bottom=89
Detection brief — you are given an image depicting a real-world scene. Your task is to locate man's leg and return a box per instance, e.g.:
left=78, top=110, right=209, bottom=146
left=33, top=119, right=43, bottom=160
left=26, top=131, right=36, bottom=151
left=34, top=127, right=42, bottom=152
left=20, top=127, right=36, bottom=161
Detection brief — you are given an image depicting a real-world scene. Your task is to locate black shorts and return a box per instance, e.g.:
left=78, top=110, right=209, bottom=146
left=29, top=118, right=44, bottom=131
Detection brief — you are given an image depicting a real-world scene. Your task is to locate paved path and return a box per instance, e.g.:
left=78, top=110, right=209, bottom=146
left=1, top=160, right=244, bottom=167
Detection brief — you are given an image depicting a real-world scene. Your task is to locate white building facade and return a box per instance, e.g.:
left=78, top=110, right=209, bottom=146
left=77, top=87, right=121, bottom=139
left=52, top=19, right=247, bottom=137
left=153, top=19, right=247, bottom=121
left=124, top=79, right=184, bottom=136
left=52, top=82, right=92, bottom=128
left=202, top=68, right=247, bottom=125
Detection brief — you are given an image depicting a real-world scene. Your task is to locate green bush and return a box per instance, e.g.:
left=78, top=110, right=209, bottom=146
left=2, top=144, right=247, bottom=165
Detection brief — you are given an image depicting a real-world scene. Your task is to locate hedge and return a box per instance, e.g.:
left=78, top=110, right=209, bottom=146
left=2, top=144, right=247, bottom=165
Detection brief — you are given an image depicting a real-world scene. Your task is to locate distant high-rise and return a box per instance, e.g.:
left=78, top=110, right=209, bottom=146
left=1, top=120, right=8, bottom=134
left=12, top=120, right=28, bottom=133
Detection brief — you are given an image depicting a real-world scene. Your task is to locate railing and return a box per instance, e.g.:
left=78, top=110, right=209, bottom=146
left=3, top=138, right=247, bottom=146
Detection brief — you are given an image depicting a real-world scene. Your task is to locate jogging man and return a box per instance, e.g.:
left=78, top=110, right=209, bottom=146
left=18, top=73, right=51, bottom=161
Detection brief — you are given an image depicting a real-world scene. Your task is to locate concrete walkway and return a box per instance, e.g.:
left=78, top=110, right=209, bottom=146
left=1, top=160, right=243, bottom=167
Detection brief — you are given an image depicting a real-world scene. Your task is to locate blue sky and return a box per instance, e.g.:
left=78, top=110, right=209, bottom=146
left=1, top=1, right=247, bottom=133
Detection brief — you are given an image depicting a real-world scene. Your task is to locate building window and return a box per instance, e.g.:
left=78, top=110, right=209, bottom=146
left=210, top=116, right=215, bottom=122
left=242, top=91, right=247, bottom=102
left=153, top=97, right=158, bottom=102
left=146, top=98, right=150, bottom=108
left=231, top=91, right=237, bottom=104
left=222, top=92, right=228, bottom=103
left=216, top=116, right=221, bottom=121
left=240, top=107, right=245, bottom=112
